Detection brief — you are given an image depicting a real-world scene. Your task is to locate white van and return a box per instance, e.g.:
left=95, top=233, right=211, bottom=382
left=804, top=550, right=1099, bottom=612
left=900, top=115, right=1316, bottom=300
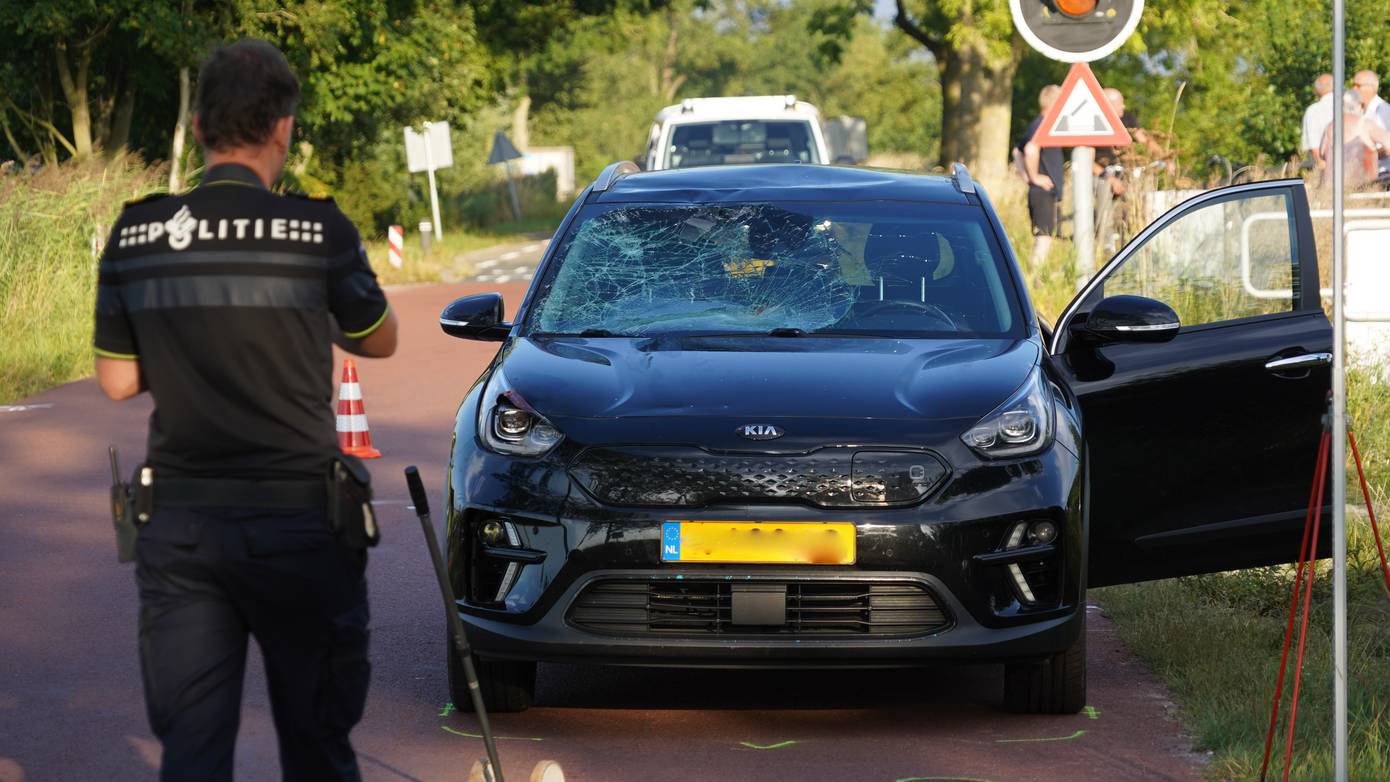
left=642, top=95, right=832, bottom=171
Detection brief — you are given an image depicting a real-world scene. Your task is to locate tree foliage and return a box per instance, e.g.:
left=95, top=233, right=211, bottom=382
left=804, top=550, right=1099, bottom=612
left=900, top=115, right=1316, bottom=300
left=3, top=0, right=1388, bottom=233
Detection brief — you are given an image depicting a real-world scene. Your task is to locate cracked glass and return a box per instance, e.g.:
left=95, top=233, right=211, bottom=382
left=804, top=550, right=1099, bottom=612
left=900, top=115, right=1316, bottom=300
left=529, top=201, right=1024, bottom=339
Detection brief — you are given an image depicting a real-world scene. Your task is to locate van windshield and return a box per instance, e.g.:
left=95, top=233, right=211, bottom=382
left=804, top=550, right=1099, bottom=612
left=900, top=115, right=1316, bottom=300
left=527, top=201, right=1026, bottom=339
left=665, top=121, right=820, bottom=168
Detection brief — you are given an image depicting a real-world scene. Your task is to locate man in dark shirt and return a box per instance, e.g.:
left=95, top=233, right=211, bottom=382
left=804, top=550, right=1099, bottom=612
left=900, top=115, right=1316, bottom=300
left=1016, top=84, right=1065, bottom=269
left=94, top=39, right=397, bottom=781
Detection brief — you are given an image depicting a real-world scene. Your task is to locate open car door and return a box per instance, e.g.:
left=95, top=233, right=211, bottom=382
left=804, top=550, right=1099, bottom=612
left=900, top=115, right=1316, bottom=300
left=1051, top=180, right=1332, bottom=587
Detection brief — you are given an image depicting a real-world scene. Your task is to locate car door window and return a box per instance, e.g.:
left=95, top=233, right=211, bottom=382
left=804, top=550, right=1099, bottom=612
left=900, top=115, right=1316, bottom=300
left=1099, top=192, right=1299, bottom=327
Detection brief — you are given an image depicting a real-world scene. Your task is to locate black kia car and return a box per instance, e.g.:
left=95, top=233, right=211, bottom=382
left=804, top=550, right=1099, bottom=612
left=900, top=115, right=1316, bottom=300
left=437, top=162, right=1331, bottom=713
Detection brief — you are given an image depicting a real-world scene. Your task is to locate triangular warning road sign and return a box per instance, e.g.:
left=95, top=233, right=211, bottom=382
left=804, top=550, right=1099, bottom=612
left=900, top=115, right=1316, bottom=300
left=1031, top=62, right=1133, bottom=149
left=487, top=131, right=524, bottom=165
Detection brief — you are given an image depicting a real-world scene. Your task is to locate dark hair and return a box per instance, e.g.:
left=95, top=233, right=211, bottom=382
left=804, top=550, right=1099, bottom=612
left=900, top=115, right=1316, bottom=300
left=195, top=39, right=300, bottom=151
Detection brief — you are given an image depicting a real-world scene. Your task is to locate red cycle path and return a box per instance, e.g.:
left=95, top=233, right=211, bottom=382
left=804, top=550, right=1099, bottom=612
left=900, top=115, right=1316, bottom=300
left=0, top=281, right=1206, bottom=781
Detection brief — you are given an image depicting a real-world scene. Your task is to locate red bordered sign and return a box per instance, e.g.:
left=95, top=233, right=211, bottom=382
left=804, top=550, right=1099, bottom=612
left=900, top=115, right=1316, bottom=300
left=1032, top=62, right=1133, bottom=148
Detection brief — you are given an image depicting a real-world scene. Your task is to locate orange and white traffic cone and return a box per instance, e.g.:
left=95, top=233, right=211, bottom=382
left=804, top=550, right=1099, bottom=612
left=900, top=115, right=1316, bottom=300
left=336, top=358, right=382, bottom=459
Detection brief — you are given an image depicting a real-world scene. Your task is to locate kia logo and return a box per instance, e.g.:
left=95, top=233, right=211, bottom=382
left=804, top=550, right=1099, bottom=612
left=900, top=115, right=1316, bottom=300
left=738, top=424, right=784, bottom=440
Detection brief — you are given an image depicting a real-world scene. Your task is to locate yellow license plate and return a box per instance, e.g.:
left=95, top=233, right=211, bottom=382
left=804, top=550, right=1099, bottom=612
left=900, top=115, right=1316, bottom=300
left=661, top=521, right=856, bottom=565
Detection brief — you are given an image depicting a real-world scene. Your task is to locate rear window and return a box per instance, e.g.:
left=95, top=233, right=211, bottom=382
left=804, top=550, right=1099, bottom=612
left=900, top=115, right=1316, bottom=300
left=527, top=201, right=1026, bottom=339
left=665, top=121, right=819, bottom=168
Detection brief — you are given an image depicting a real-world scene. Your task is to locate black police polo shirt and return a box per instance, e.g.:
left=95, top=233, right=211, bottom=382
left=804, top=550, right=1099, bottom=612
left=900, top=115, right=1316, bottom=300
left=94, top=163, right=389, bottom=480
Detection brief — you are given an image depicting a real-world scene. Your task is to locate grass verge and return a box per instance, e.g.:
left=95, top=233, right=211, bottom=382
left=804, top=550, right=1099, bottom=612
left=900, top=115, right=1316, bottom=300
left=0, top=157, right=164, bottom=404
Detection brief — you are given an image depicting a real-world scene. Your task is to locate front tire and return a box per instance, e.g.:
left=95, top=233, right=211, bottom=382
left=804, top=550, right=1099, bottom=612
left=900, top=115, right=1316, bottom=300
left=1003, top=613, right=1086, bottom=714
left=447, top=637, right=536, bottom=713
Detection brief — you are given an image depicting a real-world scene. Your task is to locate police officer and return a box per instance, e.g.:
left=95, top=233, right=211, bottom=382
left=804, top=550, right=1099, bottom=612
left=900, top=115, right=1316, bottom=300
left=93, top=39, right=397, bottom=781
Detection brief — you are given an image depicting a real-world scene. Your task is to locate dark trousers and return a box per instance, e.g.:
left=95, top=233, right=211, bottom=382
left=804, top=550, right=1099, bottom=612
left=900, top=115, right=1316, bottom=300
left=135, top=506, right=370, bottom=781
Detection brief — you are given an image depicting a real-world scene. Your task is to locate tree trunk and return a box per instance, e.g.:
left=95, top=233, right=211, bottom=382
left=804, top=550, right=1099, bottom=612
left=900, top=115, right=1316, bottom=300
left=936, top=36, right=1016, bottom=187
left=55, top=40, right=94, bottom=158
left=169, top=67, right=190, bottom=191
left=658, top=7, right=686, bottom=102
left=106, top=85, right=135, bottom=157
left=0, top=111, right=29, bottom=163
left=512, top=95, right=530, bottom=151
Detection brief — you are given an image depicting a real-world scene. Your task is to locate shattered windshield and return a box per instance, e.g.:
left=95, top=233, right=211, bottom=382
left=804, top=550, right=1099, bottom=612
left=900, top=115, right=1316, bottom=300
left=527, top=201, right=1024, bottom=338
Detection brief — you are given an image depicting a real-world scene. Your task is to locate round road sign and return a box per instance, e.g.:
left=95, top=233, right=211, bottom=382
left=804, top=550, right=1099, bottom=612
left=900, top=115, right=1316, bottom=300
left=1009, top=0, right=1144, bottom=63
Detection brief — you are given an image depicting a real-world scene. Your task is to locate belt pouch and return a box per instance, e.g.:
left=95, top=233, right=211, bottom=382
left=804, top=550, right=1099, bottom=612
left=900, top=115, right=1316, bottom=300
left=330, top=455, right=379, bottom=549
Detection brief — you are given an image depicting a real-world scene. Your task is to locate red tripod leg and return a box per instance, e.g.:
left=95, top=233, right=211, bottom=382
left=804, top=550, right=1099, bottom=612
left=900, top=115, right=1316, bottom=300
left=1259, top=430, right=1330, bottom=782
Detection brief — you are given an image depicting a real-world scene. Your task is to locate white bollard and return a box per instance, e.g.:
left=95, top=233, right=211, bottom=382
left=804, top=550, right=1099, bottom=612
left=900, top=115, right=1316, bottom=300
left=388, top=224, right=404, bottom=269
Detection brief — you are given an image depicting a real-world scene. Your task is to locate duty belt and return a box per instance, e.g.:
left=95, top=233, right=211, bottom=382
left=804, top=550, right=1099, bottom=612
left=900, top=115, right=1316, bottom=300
left=154, top=477, right=327, bottom=509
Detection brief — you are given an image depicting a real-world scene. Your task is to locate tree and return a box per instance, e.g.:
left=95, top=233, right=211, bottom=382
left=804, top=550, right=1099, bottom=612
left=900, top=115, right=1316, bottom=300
left=812, top=0, right=1021, bottom=183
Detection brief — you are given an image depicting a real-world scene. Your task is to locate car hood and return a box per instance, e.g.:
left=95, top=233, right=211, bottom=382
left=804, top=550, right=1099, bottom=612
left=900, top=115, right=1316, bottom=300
left=496, top=335, right=1039, bottom=443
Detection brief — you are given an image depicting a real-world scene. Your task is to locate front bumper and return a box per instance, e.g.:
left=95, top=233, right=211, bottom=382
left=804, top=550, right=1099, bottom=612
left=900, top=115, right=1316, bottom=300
left=453, top=569, right=1080, bottom=667
left=444, top=421, right=1086, bottom=667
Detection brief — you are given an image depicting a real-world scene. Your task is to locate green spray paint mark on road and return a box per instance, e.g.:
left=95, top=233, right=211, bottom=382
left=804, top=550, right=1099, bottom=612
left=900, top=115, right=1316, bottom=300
left=895, top=776, right=996, bottom=782
left=995, top=729, right=1087, bottom=744
left=1084, top=705, right=1100, bottom=720
left=441, top=725, right=544, bottom=742
left=738, top=740, right=799, bottom=750
left=439, top=702, right=455, bottom=717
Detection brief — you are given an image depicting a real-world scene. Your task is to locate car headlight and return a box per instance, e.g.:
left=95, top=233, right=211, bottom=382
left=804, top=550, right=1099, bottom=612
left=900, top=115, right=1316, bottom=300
left=477, top=372, right=564, bottom=456
left=961, top=370, right=1055, bottom=459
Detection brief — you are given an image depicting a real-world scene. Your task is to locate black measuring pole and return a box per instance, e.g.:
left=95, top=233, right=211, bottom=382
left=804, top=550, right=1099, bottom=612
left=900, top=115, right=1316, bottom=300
left=404, top=466, right=505, bottom=782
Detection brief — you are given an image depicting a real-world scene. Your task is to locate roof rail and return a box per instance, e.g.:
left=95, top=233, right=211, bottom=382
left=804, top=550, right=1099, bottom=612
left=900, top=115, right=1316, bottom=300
left=951, top=163, right=976, bottom=195
left=592, top=160, right=641, bottom=193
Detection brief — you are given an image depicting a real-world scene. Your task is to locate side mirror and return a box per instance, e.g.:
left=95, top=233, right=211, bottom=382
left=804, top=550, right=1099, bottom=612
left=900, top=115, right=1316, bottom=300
left=439, top=293, right=511, bottom=341
left=1072, top=294, right=1180, bottom=344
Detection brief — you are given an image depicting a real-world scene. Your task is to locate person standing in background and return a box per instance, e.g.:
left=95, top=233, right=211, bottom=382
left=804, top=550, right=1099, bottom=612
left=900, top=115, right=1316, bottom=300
left=1017, top=84, right=1064, bottom=270
left=1320, top=91, right=1390, bottom=187
left=1352, top=70, right=1390, bottom=130
left=1302, top=73, right=1336, bottom=168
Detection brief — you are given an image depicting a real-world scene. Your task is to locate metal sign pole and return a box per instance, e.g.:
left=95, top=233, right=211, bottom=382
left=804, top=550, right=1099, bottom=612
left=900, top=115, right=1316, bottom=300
left=1072, top=146, right=1096, bottom=290
left=1331, top=0, right=1347, bottom=776
left=425, top=124, right=445, bottom=241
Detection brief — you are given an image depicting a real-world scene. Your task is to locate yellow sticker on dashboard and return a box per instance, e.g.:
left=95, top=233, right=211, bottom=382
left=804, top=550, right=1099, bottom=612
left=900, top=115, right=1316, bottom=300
left=723, top=258, right=775, bottom=278
left=661, top=521, right=856, bottom=564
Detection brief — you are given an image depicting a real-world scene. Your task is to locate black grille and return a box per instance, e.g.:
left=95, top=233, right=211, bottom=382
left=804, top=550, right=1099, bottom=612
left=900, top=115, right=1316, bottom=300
left=568, top=447, right=948, bottom=508
left=568, top=579, right=950, bottom=637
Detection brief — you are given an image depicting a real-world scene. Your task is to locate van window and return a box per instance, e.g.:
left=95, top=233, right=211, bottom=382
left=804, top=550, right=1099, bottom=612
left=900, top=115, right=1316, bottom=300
left=665, top=121, right=819, bottom=168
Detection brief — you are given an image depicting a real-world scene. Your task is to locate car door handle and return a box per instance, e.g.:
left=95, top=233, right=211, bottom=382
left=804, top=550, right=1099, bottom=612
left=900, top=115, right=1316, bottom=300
left=1265, top=352, right=1332, bottom=372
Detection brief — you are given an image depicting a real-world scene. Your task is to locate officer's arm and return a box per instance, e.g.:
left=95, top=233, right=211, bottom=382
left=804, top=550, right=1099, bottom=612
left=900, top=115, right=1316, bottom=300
left=333, top=307, right=399, bottom=358
left=95, top=356, right=146, bottom=400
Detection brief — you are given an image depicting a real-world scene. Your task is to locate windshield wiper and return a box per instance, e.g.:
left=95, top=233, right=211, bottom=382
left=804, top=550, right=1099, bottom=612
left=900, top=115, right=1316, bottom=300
left=767, top=327, right=806, bottom=337
left=531, top=328, right=624, bottom=337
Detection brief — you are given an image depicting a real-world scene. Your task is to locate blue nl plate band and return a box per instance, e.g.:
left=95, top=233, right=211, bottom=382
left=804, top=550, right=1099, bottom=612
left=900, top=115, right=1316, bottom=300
left=661, top=521, right=681, bottom=562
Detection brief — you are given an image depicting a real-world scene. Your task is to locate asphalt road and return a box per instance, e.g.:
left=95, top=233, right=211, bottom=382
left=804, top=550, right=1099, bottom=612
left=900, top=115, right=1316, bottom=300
left=0, top=277, right=1208, bottom=782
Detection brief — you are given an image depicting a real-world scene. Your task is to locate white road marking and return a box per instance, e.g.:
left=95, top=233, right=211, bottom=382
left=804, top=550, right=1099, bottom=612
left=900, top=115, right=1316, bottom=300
left=522, top=273, right=534, bottom=281
left=512, top=265, right=531, bottom=274
left=496, top=275, right=513, bottom=283
left=523, top=243, right=545, bottom=253
left=0, top=404, right=54, bottom=413
left=500, top=251, right=521, bottom=260
left=476, top=259, right=499, bottom=269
